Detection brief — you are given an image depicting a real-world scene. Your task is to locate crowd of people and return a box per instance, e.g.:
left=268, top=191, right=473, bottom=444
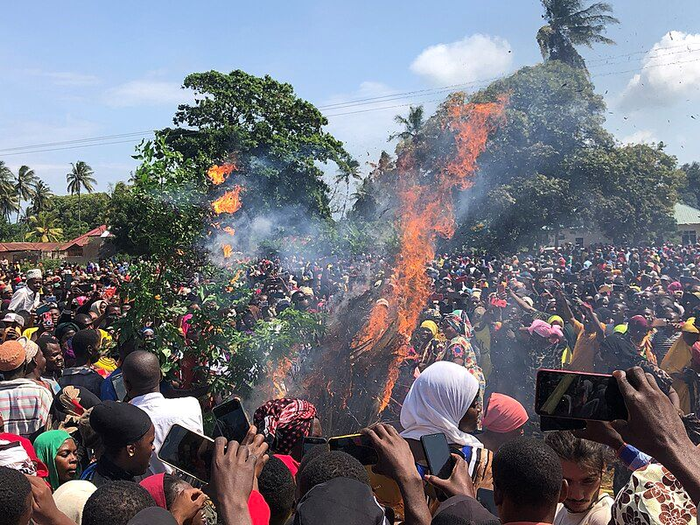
left=3, top=243, right=700, bottom=525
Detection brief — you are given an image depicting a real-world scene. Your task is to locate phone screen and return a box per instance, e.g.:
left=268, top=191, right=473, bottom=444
left=110, top=372, right=127, bottom=401
left=535, top=369, right=628, bottom=421
left=420, top=433, right=453, bottom=479
left=158, top=424, right=214, bottom=483
left=212, top=398, right=250, bottom=443
left=302, top=436, right=328, bottom=457
left=328, top=434, right=378, bottom=465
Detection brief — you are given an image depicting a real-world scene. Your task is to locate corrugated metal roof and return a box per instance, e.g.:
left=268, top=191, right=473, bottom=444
left=60, top=225, right=111, bottom=250
left=0, top=242, right=62, bottom=253
left=675, top=203, right=700, bottom=225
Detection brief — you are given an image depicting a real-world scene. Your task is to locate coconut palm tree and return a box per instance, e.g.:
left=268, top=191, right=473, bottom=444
left=537, top=0, right=619, bottom=69
left=30, top=180, right=54, bottom=215
left=66, top=161, right=96, bottom=224
left=25, top=213, right=64, bottom=243
left=14, top=165, right=38, bottom=223
left=0, top=162, right=18, bottom=222
left=388, top=106, right=425, bottom=143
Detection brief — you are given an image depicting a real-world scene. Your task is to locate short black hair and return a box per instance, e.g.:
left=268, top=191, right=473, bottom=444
left=122, top=351, right=161, bottom=392
left=297, top=441, right=328, bottom=475
left=163, top=474, right=189, bottom=509
left=493, top=438, right=562, bottom=509
left=297, top=451, right=370, bottom=498
left=258, top=456, right=295, bottom=522
left=72, top=329, right=101, bottom=361
left=0, top=466, right=32, bottom=525
left=82, top=481, right=155, bottom=525
left=75, top=314, right=93, bottom=330
left=37, top=335, right=60, bottom=353
left=544, top=431, right=611, bottom=474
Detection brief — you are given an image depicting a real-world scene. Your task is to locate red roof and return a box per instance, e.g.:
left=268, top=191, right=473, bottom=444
left=0, top=242, right=62, bottom=253
left=60, top=225, right=110, bottom=250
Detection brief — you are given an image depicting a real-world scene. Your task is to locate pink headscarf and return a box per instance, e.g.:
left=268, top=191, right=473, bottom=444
left=528, top=319, right=563, bottom=343
left=482, top=393, right=529, bottom=433
left=668, top=281, right=683, bottom=293
left=140, top=473, right=167, bottom=508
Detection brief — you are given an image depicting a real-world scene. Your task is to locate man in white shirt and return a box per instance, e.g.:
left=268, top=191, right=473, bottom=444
left=9, top=269, right=42, bottom=313
left=122, top=350, right=203, bottom=474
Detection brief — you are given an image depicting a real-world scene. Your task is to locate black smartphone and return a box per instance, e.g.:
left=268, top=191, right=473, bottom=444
left=302, top=436, right=329, bottom=457
left=110, top=372, right=127, bottom=402
left=420, top=433, right=454, bottom=479
left=212, top=398, right=250, bottom=443
left=535, top=369, right=628, bottom=421
left=328, top=434, right=378, bottom=465
left=540, top=415, right=587, bottom=432
left=158, top=424, right=215, bottom=484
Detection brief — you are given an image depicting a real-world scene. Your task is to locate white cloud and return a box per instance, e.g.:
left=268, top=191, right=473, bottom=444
left=620, top=129, right=658, bottom=144
left=410, top=34, right=513, bottom=86
left=619, top=31, right=700, bottom=111
left=102, top=79, right=187, bottom=107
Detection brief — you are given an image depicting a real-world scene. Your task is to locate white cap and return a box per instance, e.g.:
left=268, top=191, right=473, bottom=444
left=26, top=269, right=42, bottom=280
left=2, top=312, right=24, bottom=328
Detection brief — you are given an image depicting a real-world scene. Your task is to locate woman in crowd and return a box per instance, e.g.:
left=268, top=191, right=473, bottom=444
left=253, top=397, right=321, bottom=462
left=479, top=393, right=529, bottom=453
left=33, top=429, right=81, bottom=490
left=140, top=473, right=207, bottom=525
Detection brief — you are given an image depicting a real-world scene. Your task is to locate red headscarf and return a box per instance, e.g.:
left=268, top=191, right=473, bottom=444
left=140, top=473, right=167, bottom=508
left=253, top=398, right=317, bottom=455
left=482, top=393, right=529, bottom=434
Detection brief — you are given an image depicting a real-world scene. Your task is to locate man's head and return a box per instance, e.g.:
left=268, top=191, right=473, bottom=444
left=258, top=456, right=296, bottom=525
left=82, top=481, right=155, bottom=525
left=25, top=270, right=42, bottom=294
left=74, top=314, right=93, bottom=330
left=492, top=438, right=566, bottom=523
left=37, top=335, right=64, bottom=374
left=71, top=329, right=101, bottom=365
left=0, top=466, right=32, bottom=525
left=545, top=431, right=610, bottom=514
left=122, top=351, right=161, bottom=398
left=297, top=451, right=370, bottom=499
left=0, top=341, right=26, bottom=380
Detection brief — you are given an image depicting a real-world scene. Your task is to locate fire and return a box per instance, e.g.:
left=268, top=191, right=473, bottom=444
left=271, top=357, right=293, bottom=397
left=212, top=186, right=244, bottom=215
left=207, top=163, right=236, bottom=185
left=223, top=226, right=236, bottom=236
left=222, top=244, right=233, bottom=259
left=355, top=94, right=507, bottom=412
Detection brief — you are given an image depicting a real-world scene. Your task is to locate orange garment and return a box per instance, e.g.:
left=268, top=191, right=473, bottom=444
left=569, top=319, right=605, bottom=372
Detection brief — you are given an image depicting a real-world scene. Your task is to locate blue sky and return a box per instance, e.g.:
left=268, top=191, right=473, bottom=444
left=1, top=0, right=699, bottom=199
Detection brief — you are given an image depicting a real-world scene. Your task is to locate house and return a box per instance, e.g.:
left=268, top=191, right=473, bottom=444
left=0, top=225, right=114, bottom=263
left=675, top=203, right=700, bottom=245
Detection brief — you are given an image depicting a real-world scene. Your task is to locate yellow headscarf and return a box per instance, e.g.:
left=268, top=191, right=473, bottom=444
left=420, top=320, right=439, bottom=338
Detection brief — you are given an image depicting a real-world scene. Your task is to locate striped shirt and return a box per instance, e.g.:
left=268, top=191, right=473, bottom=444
left=0, top=378, right=52, bottom=438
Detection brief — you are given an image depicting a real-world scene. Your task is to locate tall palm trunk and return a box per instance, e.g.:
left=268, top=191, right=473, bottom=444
left=77, top=188, right=81, bottom=225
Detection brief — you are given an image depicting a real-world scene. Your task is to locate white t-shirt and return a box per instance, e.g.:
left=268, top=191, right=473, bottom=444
left=554, top=495, right=614, bottom=525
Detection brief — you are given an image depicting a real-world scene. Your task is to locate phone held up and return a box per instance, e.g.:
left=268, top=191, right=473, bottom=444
left=158, top=424, right=215, bottom=484
left=535, top=369, right=628, bottom=423
left=328, top=434, right=378, bottom=466
left=212, top=398, right=251, bottom=443
left=302, top=436, right=329, bottom=457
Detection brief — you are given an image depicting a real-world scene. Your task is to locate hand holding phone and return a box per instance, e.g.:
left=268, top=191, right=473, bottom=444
left=212, top=398, right=250, bottom=443
left=420, top=433, right=453, bottom=480
left=424, top=453, right=475, bottom=500
left=158, top=424, right=215, bottom=484
left=328, top=434, right=379, bottom=465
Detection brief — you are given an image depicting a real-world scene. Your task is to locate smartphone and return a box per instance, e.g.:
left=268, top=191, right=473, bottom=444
left=212, top=398, right=250, bottom=443
left=110, top=372, right=127, bottom=402
left=328, top=434, right=378, bottom=465
left=540, top=415, right=587, bottom=432
left=420, top=433, right=454, bottom=479
left=302, top=436, right=329, bottom=457
left=158, top=424, right=215, bottom=484
left=535, top=369, right=628, bottom=421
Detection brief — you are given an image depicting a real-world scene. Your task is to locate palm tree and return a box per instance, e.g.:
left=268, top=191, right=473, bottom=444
left=537, top=0, right=619, bottom=69
left=335, top=159, right=362, bottom=219
left=388, top=106, right=425, bottom=143
left=0, top=162, right=18, bottom=222
left=66, top=161, right=96, bottom=224
left=30, top=180, right=54, bottom=215
left=14, top=165, right=38, bottom=223
left=24, top=213, right=63, bottom=243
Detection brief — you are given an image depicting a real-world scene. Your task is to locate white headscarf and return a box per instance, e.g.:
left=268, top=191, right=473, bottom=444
left=400, top=361, right=483, bottom=447
left=53, top=480, right=97, bottom=524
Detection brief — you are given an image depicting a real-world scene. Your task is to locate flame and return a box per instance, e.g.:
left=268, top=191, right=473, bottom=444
left=271, top=357, right=293, bottom=397
left=212, top=186, right=244, bottom=215
left=356, top=95, right=507, bottom=412
left=207, top=163, right=236, bottom=185
left=223, top=226, right=236, bottom=236
left=222, top=244, right=233, bottom=259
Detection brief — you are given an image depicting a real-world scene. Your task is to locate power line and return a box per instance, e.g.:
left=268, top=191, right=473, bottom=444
left=0, top=138, right=146, bottom=157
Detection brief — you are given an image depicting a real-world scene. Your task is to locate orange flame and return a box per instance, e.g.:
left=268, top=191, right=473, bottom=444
left=212, top=186, right=244, bottom=215
left=207, top=163, right=236, bottom=185
left=271, top=357, right=293, bottom=397
left=222, top=244, right=233, bottom=259
left=223, top=226, right=236, bottom=236
left=358, top=95, right=507, bottom=412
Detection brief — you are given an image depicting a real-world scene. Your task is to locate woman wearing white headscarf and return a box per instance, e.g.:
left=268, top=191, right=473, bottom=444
left=400, top=361, right=493, bottom=489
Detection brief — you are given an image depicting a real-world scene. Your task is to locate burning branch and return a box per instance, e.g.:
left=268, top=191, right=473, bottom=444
left=207, top=163, right=237, bottom=185
left=212, top=186, right=244, bottom=215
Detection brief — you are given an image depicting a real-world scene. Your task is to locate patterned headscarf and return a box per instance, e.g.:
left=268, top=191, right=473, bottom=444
left=253, top=398, right=317, bottom=454
left=613, top=463, right=697, bottom=524
left=442, top=310, right=474, bottom=340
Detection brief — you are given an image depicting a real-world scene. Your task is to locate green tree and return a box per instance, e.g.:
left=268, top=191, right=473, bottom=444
left=30, top=180, right=54, bottom=215
left=537, top=0, right=619, bottom=69
left=679, top=161, right=700, bottom=208
left=66, top=161, right=96, bottom=224
left=158, top=70, right=355, bottom=222
left=24, top=213, right=64, bottom=242
left=49, top=192, right=111, bottom=240
left=388, top=105, right=425, bottom=143
left=14, top=165, right=37, bottom=223
left=0, top=162, right=18, bottom=222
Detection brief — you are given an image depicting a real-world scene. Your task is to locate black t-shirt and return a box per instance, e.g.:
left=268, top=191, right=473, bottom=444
left=58, top=366, right=105, bottom=398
